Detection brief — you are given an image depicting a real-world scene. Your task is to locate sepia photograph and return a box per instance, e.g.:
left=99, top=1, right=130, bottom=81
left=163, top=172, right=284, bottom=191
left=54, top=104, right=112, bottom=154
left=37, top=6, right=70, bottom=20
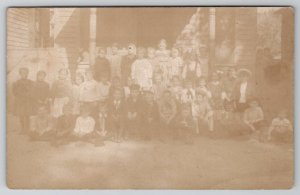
left=6, top=7, right=294, bottom=189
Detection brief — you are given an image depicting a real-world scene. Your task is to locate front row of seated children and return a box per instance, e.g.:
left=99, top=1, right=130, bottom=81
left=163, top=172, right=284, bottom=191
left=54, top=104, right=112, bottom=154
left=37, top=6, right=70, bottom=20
left=28, top=83, right=293, bottom=145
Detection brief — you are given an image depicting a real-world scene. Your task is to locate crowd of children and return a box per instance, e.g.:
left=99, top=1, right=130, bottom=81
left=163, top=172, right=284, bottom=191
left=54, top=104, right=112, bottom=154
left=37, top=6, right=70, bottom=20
left=12, top=39, right=293, bottom=146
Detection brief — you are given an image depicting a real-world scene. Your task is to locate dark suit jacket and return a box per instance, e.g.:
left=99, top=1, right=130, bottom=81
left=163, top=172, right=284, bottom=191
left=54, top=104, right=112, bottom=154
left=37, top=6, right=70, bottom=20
left=232, top=81, right=254, bottom=103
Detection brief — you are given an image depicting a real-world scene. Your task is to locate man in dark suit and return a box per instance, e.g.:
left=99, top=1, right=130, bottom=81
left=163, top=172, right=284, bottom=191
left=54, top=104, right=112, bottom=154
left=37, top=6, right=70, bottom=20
left=233, top=69, right=254, bottom=112
left=107, top=88, right=126, bottom=142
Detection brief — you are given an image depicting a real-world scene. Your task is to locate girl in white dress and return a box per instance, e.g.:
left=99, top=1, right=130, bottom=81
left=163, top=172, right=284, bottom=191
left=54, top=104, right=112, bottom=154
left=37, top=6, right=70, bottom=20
left=131, top=47, right=153, bottom=90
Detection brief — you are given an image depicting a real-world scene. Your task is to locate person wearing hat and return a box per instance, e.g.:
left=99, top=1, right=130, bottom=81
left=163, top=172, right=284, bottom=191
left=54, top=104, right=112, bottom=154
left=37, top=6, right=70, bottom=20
left=121, top=43, right=136, bottom=85
left=233, top=68, right=254, bottom=112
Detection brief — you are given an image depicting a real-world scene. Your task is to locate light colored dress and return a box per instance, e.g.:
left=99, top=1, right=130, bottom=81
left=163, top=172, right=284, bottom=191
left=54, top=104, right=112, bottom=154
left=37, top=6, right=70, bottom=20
left=73, top=116, right=95, bottom=136
left=79, top=79, right=100, bottom=102
left=168, top=56, right=183, bottom=78
left=131, top=59, right=153, bottom=89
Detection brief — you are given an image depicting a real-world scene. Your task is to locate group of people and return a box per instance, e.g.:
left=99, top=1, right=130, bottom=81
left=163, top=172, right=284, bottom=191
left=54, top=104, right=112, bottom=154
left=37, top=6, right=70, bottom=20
left=11, top=39, right=293, bottom=146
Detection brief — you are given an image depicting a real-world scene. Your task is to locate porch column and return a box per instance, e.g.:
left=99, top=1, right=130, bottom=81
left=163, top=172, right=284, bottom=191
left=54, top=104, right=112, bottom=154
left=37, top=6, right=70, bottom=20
left=209, top=8, right=216, bottom=68
left=89, top=8, right=97, bottom=66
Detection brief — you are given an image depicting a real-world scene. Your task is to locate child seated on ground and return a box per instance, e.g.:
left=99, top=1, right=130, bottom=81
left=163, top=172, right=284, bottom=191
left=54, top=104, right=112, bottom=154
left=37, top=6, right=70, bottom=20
left=29, top=105, right=54, bottom=141
left=243, top=99, right=264, bottom=132
left=196, top=77, right=212, bottom=99
left=181, top=79, right=195, bottom=104
left=55, top=104, right=76, bottom=140
left=124, top=84, right=142, bottom=139
left=267, top=110, right=293, bottom=143
left=107, top=88, right=125, bottom=143
left=140, top=91, right=159, bottom=140
left=73, top=104, right=96, bottom=139
left=192, top=89, right=213, bottom=133
left=175, top=104, right=195, bottom=144
left=158, top=90, right=177, bottom=140
left=152, top=71, right=167, bottom=101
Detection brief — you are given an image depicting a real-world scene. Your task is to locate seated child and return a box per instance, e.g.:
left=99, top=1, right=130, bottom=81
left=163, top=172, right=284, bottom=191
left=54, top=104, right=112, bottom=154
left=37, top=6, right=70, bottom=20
left=268, top=110, right=293, bottom=143
left=158, top=90, right=177, bottom=139
left=175, top=104, right=195, bottom=144
left=243, top=99, right=264, bottom=132
left=29, top=105, right=54, bottom=140
left=152, top=72, right=167, bottom=101
left=107, top=88, right=125, bottom=143
left=181, top=79, right=195, bottom=104
left=196, top=77, right=212, bottom=98
left=73, top=104, right=96, bottom=138
left=124, top=84, right=142, bottom=139
left=192, top=89, right=213, bottom=133
left=55, top=104, right=76, bottom=139
left=140, top=91, right=159, bottom=140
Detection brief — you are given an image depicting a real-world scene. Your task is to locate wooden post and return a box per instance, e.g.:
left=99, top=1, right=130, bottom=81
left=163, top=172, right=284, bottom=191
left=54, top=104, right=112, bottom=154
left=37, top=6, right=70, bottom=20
left=209, top=8, right=216, bottom=71
left=89, top=8, right=97, bottom=66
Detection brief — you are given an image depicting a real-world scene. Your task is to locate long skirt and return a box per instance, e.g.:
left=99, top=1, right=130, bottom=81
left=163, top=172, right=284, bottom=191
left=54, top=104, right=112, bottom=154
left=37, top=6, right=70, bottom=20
left=51, top=97, right=69, bottom=118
